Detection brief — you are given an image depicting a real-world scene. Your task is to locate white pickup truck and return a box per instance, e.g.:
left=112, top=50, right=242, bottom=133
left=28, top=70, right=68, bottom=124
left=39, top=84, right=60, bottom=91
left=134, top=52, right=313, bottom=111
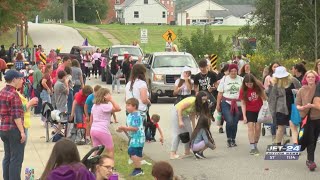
left=145, top=52, right=199, bottom=103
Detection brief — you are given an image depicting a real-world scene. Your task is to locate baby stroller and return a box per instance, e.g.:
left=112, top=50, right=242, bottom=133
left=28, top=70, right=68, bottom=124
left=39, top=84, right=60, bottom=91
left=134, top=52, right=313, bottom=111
left=82, top=145, right=105, bottom=172
left=41, top=102, right=69, bottom=142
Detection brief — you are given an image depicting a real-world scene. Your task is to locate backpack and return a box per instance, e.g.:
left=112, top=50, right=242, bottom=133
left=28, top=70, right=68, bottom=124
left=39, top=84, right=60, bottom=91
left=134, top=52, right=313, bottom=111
left=37, top=78, right=44, bottom=92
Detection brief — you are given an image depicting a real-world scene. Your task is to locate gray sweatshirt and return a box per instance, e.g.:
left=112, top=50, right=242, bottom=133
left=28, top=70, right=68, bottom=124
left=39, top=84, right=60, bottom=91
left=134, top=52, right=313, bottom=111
left=192, top=129, right=215, bottom=149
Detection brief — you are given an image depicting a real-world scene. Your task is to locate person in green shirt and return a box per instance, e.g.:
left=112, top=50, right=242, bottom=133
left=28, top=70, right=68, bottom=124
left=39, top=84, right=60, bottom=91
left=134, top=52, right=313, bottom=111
left=170, top=91, right=211, bottom=160
left=32, top=61, right=44, bottom=115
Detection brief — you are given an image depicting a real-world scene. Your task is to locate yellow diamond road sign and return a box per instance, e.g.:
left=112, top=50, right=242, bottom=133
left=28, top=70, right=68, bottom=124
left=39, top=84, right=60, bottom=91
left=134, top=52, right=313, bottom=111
left=162, top=29, right=176, bottom=42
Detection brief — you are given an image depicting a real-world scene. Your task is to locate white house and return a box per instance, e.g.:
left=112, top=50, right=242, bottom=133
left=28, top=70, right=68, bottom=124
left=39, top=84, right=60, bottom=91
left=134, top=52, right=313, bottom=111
left=176, top=0, right=227, bottom=26
left=208, top=5, right=256, bottom=26
left=116, top=0, right=168, bottom=24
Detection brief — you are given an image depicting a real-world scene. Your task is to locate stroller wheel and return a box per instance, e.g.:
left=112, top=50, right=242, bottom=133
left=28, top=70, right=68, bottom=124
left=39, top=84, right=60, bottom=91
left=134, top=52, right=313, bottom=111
left=262, top=127, right=266, bottom=136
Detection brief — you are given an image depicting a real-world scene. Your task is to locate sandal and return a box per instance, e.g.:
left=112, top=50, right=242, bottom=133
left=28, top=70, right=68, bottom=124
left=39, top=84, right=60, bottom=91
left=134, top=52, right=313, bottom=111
left=170, top=154, right=180, bottom=160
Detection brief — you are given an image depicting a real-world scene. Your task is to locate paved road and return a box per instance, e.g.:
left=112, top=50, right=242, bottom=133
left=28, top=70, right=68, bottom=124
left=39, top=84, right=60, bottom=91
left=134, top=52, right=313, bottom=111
left=28, top=23, right=85, bottom=53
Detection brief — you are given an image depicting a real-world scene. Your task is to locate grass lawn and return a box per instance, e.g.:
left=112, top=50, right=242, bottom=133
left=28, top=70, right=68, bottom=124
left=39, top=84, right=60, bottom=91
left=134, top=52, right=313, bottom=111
left=112, top=131, right=154, bottom=180
left=63, top=22, right=91, bottom=29
left=78, top=30, right=112, bottom=48
left=97, top=24, right=240, bottom=53
left=0, top=29, right=33, bottom=48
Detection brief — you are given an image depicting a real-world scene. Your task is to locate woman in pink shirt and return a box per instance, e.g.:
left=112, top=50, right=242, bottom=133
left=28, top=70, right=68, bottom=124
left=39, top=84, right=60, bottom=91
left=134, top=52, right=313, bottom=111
left=90, top=88, right=121, bottom=159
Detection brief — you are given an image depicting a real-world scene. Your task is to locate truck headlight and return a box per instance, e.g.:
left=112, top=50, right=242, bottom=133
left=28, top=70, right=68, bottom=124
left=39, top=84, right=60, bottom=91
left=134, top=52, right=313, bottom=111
left=153, top=74, right=164, bottom=81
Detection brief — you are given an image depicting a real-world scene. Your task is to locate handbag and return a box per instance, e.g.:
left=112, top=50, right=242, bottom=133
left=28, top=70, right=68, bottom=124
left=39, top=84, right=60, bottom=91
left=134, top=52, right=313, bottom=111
left=179, top=132, right=190, bottom=143
left=298, top=110, right=312, bottom=151
left=257, top=101, right=273, bottom=124
left=214, top=110, right=222, bottom=125
left=290, top=94, right=301, bottom=126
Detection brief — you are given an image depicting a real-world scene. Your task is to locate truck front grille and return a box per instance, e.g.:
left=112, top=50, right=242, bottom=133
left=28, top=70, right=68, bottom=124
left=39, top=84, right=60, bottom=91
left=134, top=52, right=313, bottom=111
left=165, top=75, right=180, bottom=84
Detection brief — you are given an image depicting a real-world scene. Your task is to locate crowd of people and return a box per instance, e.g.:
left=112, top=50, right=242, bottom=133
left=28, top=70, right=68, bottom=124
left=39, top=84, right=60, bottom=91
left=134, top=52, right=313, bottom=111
left=1, top=41, right=320, bottom=179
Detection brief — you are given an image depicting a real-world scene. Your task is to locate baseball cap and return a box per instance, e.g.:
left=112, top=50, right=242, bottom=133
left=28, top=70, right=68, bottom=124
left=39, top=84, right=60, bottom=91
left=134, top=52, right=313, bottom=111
left=4, top=70, right=24, bottom=81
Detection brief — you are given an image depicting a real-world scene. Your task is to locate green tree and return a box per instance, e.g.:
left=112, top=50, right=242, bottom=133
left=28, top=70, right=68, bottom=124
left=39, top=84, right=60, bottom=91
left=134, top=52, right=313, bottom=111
left=72, top=0, right=108, bottom=23
left=0, top=0, right=47, bottom=32
left=237, top=0, right=320, bottom=61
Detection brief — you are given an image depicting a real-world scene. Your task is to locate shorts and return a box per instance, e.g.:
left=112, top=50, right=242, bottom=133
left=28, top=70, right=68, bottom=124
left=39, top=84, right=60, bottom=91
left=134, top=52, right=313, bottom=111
left=90, top=130, right=114, bottom=149
left=74, top=104, right=84, bottom=123
left=192, top=140, right=206, bottom=152
left=276, top=112, right=289, bottom=126
left=40, top=90, right=51, bottom=103
left=128, top=147, right=143, bottom=158
left=246, top=111, right=259, bottom=123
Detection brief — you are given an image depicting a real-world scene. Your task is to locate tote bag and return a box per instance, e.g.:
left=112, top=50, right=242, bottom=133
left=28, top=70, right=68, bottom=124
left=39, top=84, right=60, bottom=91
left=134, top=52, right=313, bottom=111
left=257, top=101, right=273, bottom=124
left=290, top=91, right=301, bottom=126
left=298, top=111, right=311, bottom=151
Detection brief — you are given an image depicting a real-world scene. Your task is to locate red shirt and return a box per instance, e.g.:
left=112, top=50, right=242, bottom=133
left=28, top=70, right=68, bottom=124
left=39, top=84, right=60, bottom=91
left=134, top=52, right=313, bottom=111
left=0, top=85, right=24, bottom=131
left=43, top=73, right=53, bottom=90
left=239, top=88, right=263, bottom=112
left=74, top=90, right=88, bottom=107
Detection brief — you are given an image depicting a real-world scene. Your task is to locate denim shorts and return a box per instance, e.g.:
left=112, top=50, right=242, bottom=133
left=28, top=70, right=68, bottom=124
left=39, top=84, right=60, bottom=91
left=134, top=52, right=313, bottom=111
left=74, top=104, right=84, bottom=123
left=128, top=147, right=143, bottom=157
left=40, top=90, right=51, bottom=103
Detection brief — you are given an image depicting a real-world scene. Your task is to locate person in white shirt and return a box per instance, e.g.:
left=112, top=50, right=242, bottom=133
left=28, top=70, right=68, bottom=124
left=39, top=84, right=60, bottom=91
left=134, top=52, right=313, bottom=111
left=92, top=48, right=102, bottom=79
left=216, top=63, right=243, bottom=147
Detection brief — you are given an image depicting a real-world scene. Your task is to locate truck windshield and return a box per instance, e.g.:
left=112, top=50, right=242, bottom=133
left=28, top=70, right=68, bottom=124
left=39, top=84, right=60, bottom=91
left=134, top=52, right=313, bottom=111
left=153, top=55, right=197, bottom=68
left=110, top=47, right=143, bottom=57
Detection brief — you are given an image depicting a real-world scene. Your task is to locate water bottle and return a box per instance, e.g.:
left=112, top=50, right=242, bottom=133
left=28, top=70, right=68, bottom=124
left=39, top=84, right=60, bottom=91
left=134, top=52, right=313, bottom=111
left=25, top=167, right=34, bottom=180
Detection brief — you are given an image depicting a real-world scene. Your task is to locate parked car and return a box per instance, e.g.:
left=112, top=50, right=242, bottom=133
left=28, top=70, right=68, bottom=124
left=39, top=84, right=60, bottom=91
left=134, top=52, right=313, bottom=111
left=106, top=45, right=144, bottom=84
left=145, top=52, right=199, bottom=103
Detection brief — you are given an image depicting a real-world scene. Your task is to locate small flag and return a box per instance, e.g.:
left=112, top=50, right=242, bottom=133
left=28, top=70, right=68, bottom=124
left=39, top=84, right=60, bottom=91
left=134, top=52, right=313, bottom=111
left=82, top=38, right=88, bottom=46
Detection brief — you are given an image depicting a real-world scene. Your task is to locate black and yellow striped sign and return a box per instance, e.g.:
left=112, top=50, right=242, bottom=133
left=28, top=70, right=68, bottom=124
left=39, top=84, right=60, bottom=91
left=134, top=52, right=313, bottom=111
left=209, top=54, right=218, bottom=70
left=40, top=52, right=47, bottom=64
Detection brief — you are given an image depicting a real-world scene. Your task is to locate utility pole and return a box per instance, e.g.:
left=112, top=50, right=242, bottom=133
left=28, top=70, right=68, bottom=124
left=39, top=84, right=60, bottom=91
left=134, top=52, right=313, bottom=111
left=72, top=0, right=76, bottom=23
left=275, top=0, right=280, bottom=52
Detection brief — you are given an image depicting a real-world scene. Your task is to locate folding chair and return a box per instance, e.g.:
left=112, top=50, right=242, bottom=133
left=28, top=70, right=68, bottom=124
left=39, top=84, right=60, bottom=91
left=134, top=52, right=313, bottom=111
left=41, top=102, right=69, bottom=142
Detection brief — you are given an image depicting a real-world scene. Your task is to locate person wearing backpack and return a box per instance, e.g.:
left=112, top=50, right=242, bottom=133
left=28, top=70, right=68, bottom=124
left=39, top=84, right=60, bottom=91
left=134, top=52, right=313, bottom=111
left=32, top=61, right=44, bottom=115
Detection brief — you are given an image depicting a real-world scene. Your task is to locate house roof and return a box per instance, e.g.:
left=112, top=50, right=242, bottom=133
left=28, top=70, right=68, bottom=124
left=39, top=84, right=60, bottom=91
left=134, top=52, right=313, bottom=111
left=208, top=5, right=255, bottom=18
left=179, top=0, right=225, bottom=12
left=118, top=0, right=167, bottom=10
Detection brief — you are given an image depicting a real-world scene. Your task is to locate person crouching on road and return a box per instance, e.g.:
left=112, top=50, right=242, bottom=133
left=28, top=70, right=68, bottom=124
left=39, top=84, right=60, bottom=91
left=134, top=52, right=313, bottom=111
left=90, top=88, right=121, bottom=159
left=240, top=74, right=267, bottom=155
left=170, top=91, right=210, bottom=160
left=190, top=115, right=216, bottom=159
left=216, top=63, right=243, bottom=147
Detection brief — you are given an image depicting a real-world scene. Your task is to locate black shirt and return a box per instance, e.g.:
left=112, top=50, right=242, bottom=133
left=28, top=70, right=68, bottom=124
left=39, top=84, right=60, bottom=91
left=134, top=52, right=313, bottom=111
left=194, top=71, right=217, bottom=92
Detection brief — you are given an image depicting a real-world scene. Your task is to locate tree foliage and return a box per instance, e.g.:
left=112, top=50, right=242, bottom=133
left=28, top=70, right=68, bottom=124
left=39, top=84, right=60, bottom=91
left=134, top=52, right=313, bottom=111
left=70, top=0, right=108, bottom=23
left=177, top=28, right=232, bottom=62
left=237, top=0, right=320, bottom=61
left=0, top=0, right=47, bottom=32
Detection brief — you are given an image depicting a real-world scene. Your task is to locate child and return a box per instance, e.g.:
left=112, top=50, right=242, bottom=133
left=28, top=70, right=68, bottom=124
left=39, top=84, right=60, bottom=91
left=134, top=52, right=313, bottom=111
left=239, top=74, right=266, bottom=155
left=70, top=85, right=93, bottom=144
left=145, top=114, right=164, bottom=144
left=190, top=115, right=216, bottom=159
left=117, top=98, right=145, bottom=176
left=90, top=88, right=121, bottom=159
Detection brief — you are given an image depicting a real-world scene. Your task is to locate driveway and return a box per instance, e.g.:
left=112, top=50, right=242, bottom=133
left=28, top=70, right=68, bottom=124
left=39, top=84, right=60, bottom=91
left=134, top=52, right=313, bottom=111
left=28, top=22, right=85, bottom=53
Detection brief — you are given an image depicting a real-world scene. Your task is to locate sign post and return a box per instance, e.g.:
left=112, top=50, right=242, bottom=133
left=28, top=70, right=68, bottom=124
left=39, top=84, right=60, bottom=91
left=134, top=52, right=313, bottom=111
left=140, top=29, right=148, bottom=44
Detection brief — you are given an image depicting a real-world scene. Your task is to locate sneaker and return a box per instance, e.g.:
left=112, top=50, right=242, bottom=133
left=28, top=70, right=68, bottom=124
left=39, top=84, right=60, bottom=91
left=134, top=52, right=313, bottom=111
left=219, top=127, right=224, bottom=133
left=199, top=152, right=206, bottom=159
left=151, top=138, right=156, bottom=142
left=254, top=148, right=260, bottom=156
left=193, top=151, right=200, bottom=159
left=306, top=160, right=317, bottom=171
left=130, top=169, right=144, bottom=176
left=230, top=140, right=237, bottom=147
left=227, top=139, right=232, bottom=147
left=195, top=152, right=205, bottom=159
left=250, top=149, right=255, bottom=155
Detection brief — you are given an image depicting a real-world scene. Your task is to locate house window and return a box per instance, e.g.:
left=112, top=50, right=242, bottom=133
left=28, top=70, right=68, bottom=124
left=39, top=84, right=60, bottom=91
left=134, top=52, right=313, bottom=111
left=171, top=12, right=174, bottom=16
left=162, top=1, right=164, bottom=4
left=167, top=1, right=169, bottom=5
left=134, top=11, right=139, bottom=18
left=144, top=0, right=148, bottom=4
left=162, top=11, right=166, bottom=18
left=115, top=0, right=120, bottom=4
